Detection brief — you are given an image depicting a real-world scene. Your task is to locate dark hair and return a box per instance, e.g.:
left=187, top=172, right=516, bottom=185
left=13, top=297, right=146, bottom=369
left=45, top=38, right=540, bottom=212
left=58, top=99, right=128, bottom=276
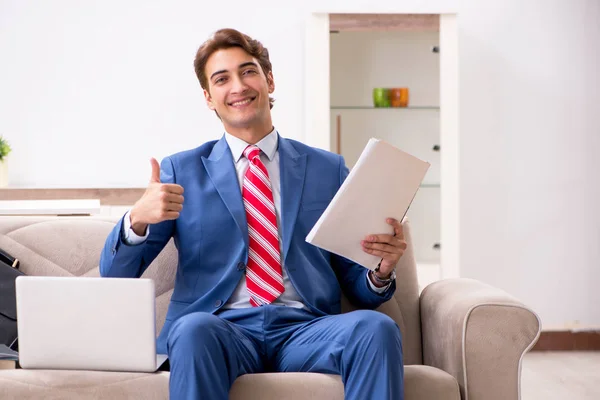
left=194, top=28, right=274, bottom=109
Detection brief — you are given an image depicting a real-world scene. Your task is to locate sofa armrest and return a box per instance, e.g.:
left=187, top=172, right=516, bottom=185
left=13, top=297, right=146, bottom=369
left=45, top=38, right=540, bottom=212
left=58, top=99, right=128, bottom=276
left=420, top=278, right=541, bottom=400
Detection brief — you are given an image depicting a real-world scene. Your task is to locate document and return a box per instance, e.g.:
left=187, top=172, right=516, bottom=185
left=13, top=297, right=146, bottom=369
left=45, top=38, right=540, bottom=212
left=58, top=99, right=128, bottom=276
left=306, top=138, right=430, bottom=270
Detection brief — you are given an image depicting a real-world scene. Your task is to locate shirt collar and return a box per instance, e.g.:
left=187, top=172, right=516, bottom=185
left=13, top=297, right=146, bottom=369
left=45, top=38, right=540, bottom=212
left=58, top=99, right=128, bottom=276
left=225, top=127, right=278, bottom=163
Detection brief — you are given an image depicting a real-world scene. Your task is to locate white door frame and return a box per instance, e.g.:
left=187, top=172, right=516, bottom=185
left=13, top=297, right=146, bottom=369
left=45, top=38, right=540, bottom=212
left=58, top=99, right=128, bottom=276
left=304, top=12, right=460, bottom=279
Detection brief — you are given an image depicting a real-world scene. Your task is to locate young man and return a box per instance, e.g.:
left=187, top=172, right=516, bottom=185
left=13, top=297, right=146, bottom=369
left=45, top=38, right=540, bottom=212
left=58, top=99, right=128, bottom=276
left=100, top=28, right=406, bottom=400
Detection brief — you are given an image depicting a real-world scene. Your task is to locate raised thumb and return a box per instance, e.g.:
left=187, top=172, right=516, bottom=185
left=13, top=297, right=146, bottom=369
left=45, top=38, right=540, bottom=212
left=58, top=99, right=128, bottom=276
left=149, top=158, right=161, bottom=183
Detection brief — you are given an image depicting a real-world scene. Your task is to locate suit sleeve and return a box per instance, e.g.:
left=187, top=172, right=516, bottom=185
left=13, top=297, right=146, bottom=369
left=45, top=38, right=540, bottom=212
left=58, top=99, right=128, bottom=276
left=329, top=156, right=396, bottom=309
left=99, top=157, right=177, bottom=278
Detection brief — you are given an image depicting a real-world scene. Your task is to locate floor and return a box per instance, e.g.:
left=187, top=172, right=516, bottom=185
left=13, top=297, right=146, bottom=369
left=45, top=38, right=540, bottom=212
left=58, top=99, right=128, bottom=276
left=521, top=351, right=600, bottom=399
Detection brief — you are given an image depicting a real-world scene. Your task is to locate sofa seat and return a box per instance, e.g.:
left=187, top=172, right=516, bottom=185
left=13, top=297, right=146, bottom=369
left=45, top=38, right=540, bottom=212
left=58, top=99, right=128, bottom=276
left=231, top=366, right=460, bottom=400
left=0, top=369, right=169, bottom=400
left=0, top=365, right=459, bottom=400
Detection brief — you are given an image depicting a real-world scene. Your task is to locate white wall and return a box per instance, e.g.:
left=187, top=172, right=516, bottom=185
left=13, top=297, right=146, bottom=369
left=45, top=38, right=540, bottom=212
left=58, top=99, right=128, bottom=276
left=1, top=0, right=599, bottom=329
left=458, top=0, right=600, bottom=330
left=0, top=0, right=312, bottom=187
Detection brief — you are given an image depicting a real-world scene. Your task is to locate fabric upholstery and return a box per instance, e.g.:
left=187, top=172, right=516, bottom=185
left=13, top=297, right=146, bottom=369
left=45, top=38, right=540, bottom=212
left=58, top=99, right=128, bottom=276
left=0, top=366, right=459, bottom=400
left=229, top=366, right=460, bottom=400
left=0, top=216, right=178, bottom=336
left=404, top=366, right=461, bottom=400
left=0, top=369, right=169, bottom=400
left=0, top=215, right=538, bottom=400
left=420, top=278, right=541, bottom=400
left=341, top=217, right=422, bottom=365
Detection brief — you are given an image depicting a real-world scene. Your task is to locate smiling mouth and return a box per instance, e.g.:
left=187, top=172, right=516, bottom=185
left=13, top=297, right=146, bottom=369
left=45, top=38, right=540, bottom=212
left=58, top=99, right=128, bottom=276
left=228, top=97, right=256, bottom=107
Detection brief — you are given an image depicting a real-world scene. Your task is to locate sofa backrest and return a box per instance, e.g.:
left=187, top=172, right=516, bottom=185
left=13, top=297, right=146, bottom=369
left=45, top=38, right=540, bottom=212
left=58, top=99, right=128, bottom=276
left=0, top=216, right=422, bottom=365
left=342, top=219, right=423, bottom=365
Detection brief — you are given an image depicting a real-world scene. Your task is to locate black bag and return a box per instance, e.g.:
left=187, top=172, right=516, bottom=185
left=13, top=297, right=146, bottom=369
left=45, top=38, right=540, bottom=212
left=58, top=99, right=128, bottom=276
left=0, top=249, right=23, bottom=350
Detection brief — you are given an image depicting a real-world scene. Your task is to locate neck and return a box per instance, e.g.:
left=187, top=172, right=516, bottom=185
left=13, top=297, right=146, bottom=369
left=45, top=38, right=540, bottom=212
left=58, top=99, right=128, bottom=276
left=225, top=121, right=274, bottom=144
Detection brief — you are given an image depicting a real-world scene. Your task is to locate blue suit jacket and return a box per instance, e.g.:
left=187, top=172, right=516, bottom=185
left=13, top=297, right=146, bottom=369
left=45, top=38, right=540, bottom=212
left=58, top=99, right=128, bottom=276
left=99, top=135, right=395, bottom=354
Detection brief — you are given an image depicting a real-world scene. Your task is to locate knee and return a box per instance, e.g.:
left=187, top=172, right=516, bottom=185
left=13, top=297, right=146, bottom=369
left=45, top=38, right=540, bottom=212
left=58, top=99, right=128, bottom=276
left=351, top=310, right=402, bottom=343
left=167, top=312, right=223, bottom=351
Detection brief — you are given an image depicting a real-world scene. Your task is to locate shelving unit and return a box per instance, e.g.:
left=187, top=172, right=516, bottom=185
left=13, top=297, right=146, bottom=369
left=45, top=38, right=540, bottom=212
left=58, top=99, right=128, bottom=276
left=330, top=29, right=441, bottom=285
left=331, top=106, right=440, bottom=110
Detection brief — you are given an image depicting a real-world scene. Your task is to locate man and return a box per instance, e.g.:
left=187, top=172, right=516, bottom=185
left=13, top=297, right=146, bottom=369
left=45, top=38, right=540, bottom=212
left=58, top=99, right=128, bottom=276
left=100, top=28, right=405, bottom=400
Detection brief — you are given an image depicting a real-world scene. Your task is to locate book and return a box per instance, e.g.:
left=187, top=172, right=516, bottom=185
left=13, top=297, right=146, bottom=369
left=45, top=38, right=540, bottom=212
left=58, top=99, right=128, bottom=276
left=306, top=138, right=430, bottom=270
left=0, top=360, right=16, bottom=370
left=0, top=344, right=18, bottom=369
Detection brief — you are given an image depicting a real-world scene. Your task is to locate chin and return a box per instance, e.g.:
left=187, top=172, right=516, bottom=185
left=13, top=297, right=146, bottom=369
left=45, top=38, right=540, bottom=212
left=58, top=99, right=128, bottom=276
left=225, top=110, right=263, bottom=125
left=224, top=116, right=258, bottom=130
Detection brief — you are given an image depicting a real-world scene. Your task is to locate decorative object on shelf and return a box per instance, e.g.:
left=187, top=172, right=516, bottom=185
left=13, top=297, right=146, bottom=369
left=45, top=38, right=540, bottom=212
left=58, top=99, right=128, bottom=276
left=372, top=88, right=391, bottom=107
left=390, top=88, right=409, bottom=107
left=0, top=136, right=12, bottom=188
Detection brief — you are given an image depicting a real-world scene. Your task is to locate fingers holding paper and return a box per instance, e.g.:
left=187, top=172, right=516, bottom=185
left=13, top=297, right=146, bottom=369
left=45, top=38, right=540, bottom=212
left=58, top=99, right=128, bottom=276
left=361, top=218, right=407, bottom=277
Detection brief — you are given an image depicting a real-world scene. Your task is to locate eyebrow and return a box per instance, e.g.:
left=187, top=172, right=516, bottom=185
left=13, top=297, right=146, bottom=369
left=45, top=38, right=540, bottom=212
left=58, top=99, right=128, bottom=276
left=210, top=62, right=259, bottom=81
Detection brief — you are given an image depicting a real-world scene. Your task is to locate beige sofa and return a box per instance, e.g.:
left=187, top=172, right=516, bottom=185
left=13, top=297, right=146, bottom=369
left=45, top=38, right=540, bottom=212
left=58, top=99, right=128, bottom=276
left=0, top=216, right=540, bottom=400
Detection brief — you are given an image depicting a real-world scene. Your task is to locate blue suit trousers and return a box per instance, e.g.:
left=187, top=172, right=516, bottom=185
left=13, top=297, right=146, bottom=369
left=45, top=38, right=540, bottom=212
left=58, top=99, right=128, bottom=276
left=167, top=305, right=404, bottom=400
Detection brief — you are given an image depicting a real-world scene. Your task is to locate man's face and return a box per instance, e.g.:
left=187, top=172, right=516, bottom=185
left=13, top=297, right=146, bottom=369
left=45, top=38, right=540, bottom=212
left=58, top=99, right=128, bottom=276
left=204, top=47, right=275, bottom=132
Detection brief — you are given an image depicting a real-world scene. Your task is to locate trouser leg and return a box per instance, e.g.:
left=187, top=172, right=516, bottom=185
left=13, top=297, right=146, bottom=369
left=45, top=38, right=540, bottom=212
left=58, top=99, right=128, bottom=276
left=167, top=312, right=263, bottom=400
left=274, top=310, right=404, bottom=400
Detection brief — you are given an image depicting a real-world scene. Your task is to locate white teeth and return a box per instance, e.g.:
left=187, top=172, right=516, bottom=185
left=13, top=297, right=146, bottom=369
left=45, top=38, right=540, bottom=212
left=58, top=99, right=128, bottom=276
left=231, top=98, right=253, bottom=107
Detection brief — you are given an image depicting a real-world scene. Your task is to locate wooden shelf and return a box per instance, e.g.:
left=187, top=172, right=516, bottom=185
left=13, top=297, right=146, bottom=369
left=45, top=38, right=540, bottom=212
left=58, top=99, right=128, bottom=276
left=0, top=188, right=144, bottom=206
left=330, top=14, right=440, bottom=32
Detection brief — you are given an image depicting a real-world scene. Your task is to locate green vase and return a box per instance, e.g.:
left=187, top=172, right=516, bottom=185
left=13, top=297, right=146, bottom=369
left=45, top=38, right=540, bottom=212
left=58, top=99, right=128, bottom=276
left=373, top=88, right=390, bottom=107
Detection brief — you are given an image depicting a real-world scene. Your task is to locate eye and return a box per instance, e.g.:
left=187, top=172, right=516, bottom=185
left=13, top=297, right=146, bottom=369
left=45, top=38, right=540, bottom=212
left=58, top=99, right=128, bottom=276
left=214, top=76, right=227, bottom=84
left=243, top=69, right=258, bottom=75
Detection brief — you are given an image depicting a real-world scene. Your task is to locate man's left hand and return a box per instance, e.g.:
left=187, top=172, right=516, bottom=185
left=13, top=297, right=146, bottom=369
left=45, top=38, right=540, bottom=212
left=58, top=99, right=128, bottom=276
left=361, top=218, right=407, bottom=278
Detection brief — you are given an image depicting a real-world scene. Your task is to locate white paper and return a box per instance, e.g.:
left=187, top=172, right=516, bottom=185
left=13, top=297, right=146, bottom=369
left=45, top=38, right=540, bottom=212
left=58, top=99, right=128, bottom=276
left=306, top=138, right=430, bottom=270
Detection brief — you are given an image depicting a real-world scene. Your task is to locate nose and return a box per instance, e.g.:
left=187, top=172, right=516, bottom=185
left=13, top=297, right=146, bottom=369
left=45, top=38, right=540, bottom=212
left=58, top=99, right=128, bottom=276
left=230, top=74, right=249, bottom=94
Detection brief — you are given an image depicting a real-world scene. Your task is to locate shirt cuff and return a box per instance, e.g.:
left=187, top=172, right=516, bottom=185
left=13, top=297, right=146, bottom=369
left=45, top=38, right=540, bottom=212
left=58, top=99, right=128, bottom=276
left=122, top=210, right=150, bottom=245
left=366, top=270, right=391, bottom=293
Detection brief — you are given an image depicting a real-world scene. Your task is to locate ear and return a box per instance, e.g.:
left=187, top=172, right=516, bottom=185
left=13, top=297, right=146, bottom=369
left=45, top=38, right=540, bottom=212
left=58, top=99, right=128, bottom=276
left=204, top=88, right=216, bottom=111
left=267, top=71, right=275, bottom=94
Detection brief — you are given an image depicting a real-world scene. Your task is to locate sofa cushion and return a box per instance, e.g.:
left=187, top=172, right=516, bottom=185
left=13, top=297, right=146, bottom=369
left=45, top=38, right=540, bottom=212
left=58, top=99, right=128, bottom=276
left=0, top=369, right=169, bottom=400
left=0, top=216, right=178, bottom=336
left=404, top=365, right=461, bottom=400
left=229, top=366, right=459, bottom=400
left=0, top=366, right=459, bottom=400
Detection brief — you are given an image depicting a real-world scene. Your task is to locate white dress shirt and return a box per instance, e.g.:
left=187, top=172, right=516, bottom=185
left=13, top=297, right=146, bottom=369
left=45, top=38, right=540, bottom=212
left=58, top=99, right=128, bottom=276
left=122, top=128, right=389, bottom=309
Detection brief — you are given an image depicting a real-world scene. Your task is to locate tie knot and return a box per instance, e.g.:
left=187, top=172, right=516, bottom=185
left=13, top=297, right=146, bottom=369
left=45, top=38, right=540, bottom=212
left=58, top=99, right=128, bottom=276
left=243, top=145, right=261, bottom=161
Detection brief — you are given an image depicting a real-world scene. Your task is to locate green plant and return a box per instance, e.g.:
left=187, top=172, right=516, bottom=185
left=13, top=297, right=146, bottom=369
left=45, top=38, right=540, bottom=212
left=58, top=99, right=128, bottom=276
left=0, top=136, right=12, bottom=162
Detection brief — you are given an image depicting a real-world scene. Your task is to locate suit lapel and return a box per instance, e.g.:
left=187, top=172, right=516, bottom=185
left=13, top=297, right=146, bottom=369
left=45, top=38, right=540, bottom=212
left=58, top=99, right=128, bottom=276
left=202, top=136, right=248, bottom=245
left=278, top=136, right=307, bottom=264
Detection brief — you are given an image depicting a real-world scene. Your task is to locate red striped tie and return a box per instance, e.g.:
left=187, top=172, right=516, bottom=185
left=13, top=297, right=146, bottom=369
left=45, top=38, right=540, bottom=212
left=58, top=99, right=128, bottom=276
left=242, top=145, right=284, bottom=306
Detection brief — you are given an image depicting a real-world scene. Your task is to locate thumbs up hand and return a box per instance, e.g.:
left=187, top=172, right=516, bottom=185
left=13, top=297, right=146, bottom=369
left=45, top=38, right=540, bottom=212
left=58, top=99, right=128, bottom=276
left=149, top=157, right=161, bottom=183
left=130, top=158, right=185, bottom=235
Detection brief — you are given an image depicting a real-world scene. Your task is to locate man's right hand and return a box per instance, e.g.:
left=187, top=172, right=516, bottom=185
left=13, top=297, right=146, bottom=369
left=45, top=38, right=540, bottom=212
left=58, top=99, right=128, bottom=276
left=130, top=158, right=184, bottom=236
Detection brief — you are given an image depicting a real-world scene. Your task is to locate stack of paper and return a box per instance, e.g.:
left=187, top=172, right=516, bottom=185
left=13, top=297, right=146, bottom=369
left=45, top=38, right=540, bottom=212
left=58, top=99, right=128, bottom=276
left=306, top=138, right=430, bottom=270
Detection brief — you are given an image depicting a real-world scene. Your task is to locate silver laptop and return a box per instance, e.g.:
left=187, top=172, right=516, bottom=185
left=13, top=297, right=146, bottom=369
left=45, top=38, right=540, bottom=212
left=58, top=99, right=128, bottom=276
left=15, top=276, right=168, bottom=372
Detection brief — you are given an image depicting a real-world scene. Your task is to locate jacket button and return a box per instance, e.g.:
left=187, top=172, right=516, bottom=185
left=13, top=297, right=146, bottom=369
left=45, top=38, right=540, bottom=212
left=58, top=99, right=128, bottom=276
left=237, top=262, right=246, bottom=271
left=215, top=300, right=223, bottom=308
